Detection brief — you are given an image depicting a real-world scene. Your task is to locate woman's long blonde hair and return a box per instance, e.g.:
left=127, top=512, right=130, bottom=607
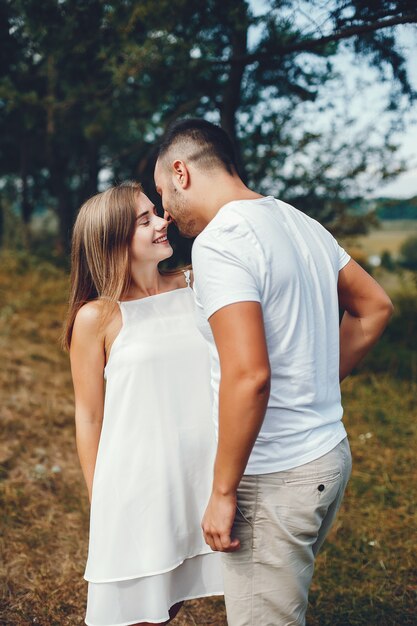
left=62, top=181, right=142, bottom=350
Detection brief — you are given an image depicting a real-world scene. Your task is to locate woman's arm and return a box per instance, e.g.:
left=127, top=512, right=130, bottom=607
left=70, top=302, right=106, bottom=502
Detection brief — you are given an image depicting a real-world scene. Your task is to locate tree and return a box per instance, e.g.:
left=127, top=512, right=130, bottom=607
left=1, top=0, right=154, bottom=249
left=1, top=0, right=416, bottom=253
left=400, top=235, right=417, bottom=270
left=96, top=0, right=417, bottom=244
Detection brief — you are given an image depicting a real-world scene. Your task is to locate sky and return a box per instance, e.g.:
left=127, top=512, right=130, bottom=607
left=249, top=2, right=417, bottom=198
left=371, top=25, right=417, bottom=198
left=328, top=26, right=417, bottom=198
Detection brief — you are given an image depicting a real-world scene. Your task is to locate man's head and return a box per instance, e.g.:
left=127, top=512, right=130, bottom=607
left=154, top=118, right=238, bottom=237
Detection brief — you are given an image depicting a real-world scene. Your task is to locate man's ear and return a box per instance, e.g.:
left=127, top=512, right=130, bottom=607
left=172, top=159, right=190, bottom=189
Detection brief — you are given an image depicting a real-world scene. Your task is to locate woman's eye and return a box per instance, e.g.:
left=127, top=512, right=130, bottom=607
left=140, top=219, right=150, bottom=226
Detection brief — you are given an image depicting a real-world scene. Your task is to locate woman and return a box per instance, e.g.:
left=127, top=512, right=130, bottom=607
left=63, top=181, right=223, bottom=626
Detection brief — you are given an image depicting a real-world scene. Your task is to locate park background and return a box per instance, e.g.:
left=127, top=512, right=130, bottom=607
left=1, top=1, right=417, bottom=624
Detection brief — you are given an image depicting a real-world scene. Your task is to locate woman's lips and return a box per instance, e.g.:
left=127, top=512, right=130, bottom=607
left=153, top=235, right=169, bottom=244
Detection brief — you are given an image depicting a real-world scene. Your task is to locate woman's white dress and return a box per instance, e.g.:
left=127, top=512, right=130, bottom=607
left=84, top=274, right=223, bottom=626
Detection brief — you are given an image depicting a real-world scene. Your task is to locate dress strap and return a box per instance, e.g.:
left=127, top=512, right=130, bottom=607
left=183, top=269, right=192, bottom=288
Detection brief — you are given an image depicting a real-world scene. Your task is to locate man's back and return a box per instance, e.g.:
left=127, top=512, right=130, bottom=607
left=156, top=117, right=393, bottom=625
left=192, top=195, right=350, bottom=473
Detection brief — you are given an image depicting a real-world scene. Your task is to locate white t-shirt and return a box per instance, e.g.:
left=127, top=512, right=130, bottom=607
left=192, top=196, right=350, bottom=474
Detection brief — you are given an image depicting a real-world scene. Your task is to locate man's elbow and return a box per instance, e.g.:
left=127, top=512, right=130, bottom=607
left=259, top=368, right=271, bottom=395
left=250, top=369, right=271, bottom=398
left=380, top=294, right=394, bottom=323
left=234, top=366, right=271, bottom=398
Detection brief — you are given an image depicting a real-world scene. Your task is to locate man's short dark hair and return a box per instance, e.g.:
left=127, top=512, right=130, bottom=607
left=157, top=118, right=238, bottom=175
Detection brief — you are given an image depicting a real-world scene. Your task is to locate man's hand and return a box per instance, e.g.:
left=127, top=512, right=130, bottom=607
left=201, top=302, right=269, bottom=553
left=202, top=490, right=240, bottom=552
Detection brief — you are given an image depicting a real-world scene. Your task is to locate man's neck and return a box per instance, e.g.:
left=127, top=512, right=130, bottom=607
left=199, top=176, right=264, bottom=225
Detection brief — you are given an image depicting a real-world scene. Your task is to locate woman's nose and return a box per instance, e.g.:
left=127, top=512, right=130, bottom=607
left=156, top=213, right=170, bottom=230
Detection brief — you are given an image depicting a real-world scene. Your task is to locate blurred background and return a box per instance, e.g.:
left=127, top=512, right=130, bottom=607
left=1, top=1, right=416, bottom=624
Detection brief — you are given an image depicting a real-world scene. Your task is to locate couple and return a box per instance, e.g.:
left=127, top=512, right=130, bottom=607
left=64, top=119, right=393, bottom=626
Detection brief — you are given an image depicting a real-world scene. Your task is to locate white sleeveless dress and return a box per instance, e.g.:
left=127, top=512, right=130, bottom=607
left=84, top=272, right=223, bottom=626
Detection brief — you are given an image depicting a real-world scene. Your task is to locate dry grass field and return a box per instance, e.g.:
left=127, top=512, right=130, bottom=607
left=355, top=220, right=417, bottom=258
left=1, top=250, right=416, bottom=625
left=342, top=219, right=417, bottom=296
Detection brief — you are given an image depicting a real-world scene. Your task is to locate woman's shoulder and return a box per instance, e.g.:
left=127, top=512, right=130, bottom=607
left=74, top=299, right=102, bottom=324
left=73, top=299, right=119, bottom=335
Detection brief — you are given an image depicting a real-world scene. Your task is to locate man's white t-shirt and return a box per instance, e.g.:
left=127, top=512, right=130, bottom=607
left=192, top=196, right=350, bottom=475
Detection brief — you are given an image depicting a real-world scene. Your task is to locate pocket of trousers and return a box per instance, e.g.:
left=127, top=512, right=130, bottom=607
left=283, top=470, right=341, bottom=486
left=236, top=505, right=253, bottom=527
left=271, top=473, right=343, bottom=542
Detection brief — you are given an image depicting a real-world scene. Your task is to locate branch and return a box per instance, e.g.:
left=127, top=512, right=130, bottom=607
left=215, top=13, right=417, bottom=66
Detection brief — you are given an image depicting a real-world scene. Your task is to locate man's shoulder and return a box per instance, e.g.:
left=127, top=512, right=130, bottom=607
left=197, top=198, right=269, bottom=242
left=194, top=211, right=259, bottom=259
left=194, top=210, right=239, bottom=249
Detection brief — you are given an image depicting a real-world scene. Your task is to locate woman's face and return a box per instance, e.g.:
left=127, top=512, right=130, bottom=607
left=130, top=192, right=173, bottom=263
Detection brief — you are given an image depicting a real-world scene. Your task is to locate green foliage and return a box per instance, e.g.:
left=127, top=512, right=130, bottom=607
left=399, top=235, right=417, bottom=270
left=1, top=201, right=27, bottom=251
left=380, top=249, right=395, bottom=271
left=1, top=0, right=417, bottom=251
left=375, top=196, right=417, bottom=220
left=358, top=290, right=417, bottom=380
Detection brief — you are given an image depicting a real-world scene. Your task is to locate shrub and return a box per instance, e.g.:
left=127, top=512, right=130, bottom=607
left=380, top=250, right=395, bottom=271
left=399, top=235, right=417, bottom=270
left=358, top=291, right=417, bottom=379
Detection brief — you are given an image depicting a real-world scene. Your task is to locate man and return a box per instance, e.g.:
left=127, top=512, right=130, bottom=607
left=154, top=118, right=393, bottom=626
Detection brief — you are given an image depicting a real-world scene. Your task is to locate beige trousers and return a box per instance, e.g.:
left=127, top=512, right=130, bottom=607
left=222, top=438, right=352, bottom=626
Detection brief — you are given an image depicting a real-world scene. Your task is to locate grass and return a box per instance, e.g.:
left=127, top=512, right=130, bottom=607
left=355, top=220, right=417, bottom=258
left=0, top=250, right=416, bottom=625
left=342, top=219, right=417, bottom=297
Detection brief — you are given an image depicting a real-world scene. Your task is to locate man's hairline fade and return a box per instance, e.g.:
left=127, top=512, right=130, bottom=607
left=156, top=118, right=238, bottom=176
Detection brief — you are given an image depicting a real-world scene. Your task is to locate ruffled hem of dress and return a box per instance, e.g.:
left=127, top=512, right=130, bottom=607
left=85, top=551, right=223, bottom=626
left=84, top=590, right=224, bottom=626
left=84, top=545, right=214, bottom=583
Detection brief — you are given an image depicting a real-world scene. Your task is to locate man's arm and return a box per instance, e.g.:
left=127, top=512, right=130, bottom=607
left=201, top=301, right=271, bottom=552
left=338, top=259, right=394, bottom=382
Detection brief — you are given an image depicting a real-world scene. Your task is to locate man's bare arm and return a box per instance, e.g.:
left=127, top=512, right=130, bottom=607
left=338, top=259, right=394, bottom=382
left=201, top=301, right=271, bottom=552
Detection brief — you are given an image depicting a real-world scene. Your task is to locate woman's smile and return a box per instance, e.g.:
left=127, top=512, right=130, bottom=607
left=153, top=234, right=169, bottom=244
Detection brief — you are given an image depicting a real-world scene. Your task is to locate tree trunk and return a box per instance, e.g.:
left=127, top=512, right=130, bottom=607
left=81, top=140, right=100, bottom=200
left=220, top=9, right=248, bottom=181
left=49, top=153, right=73, bottom=255
left=56, top=185, right=74, bottom=256
left=0, top=200, right=3, bottom=249
left=20, top=138, right=33, bottom=247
